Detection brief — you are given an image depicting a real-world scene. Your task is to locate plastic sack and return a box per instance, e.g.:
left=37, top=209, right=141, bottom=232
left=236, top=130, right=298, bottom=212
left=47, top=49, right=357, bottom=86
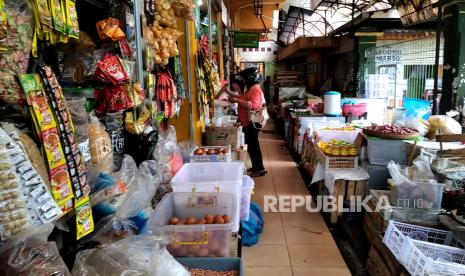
left=409, top=154, right=436, bottom=181
left=0, top=224, right=71, bottom=275
left=394, top=117, right=429, bottom=136
left=428, top=115, right=462, bottom=139
left=71, top=236, right=189, bottom=276
left=153, top=125, right=183, bottom=177
left=91, top=157, right=162, bottom=244
left=387, top=161, right=410, bottom=182
left=88, top=114, right=113, bottom=173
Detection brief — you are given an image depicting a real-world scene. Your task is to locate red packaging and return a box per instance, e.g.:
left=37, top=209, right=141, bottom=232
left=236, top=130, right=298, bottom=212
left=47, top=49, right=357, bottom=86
left=118, top=39, right=132, bottom=57
left=93, top=89, right=107, bottom=115
left=106, top=85, right=131, bottom=112
left=96, top=53, right=129, bottom=85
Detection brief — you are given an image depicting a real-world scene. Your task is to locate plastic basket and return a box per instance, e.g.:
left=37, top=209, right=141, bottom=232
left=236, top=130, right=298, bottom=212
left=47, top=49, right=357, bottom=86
left=147, top=192, right=236, bottom=258
left=316, top=146, right=358, bottom=170
left=240, top=176, right=255, bottom=222
left=187, top=146, right=232, bottom=163
left=399, top=238, right=465, bottom=276
left=366, top=137, right=407, bottom=165
left=342, top=103, right=367, bottom=117
left=383, top=221, right=454, bottom=262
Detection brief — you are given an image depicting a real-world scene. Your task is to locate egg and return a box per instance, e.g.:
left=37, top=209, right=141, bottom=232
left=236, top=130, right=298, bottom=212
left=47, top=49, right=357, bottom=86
left=207, top=240, right=219, bottom=252
left=216, top=248, right=228, bottom=257
left=186, top=217, right=196, bottom=225
left=177, top=219, right=186, bottom=225
left=169, top=217, right=179, bottom=225
left=197, top=247, right=209, bottom=257
left=222, top=215, right=231, bottom=223
left=175, top=246, right=188, bottom=257
left=205, top=214, right=214, bottom=224
left=196, top=218, right=206, bottom=224
left=188, top=244, right=200, bottom=254
left=214, top=215, right=224, bottom=224
left=194, top=148, right=205, bottom=155
left=206, top=149, right=215, bottom=155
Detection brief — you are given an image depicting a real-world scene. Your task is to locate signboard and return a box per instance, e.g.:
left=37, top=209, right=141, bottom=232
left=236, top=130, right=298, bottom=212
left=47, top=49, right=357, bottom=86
left=233, top=32, right=259, bottom=48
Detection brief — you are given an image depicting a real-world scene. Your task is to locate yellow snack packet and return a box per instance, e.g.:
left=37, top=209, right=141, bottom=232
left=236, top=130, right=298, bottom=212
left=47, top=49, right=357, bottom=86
left=75, top=196, right=94, bottom=240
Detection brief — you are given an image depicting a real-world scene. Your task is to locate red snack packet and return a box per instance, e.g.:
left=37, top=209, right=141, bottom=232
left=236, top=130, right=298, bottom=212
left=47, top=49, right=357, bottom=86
left=106, top=85, right=131, bottom=112
left=97, top=53, right=129, bottom=85
left=93, top=89, right=107, bottom=115
left=118, top=39, right=132, bottom=57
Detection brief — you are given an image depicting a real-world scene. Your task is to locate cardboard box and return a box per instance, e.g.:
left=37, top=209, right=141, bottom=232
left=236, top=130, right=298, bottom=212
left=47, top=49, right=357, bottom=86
left=204, top=125, right=242, bottom=150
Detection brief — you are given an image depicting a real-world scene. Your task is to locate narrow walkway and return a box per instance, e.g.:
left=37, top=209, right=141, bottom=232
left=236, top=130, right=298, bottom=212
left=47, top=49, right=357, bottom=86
left=243, top=121, right=350, bottom=276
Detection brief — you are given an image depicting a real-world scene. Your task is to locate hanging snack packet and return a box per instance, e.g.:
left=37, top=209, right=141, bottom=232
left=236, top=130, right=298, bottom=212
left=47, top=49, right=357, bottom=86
left=64, top=0, right=79, bottom=39
left=32, top=0, right=53, bottom=36
left=96, top=53, right=129, bottom=85
left=96, top=17, right=125, bottom=41
left=75, top=196, right=94, bottom=240
left=49, top=0, right=66, bottom=34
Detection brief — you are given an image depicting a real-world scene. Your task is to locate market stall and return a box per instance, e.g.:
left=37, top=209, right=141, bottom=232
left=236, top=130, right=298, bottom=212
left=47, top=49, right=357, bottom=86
left=0, top=0, right=249, bottom=274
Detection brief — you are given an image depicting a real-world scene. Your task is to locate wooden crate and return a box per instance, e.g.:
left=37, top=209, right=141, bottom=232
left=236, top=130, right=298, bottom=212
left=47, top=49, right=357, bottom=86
left=318, top=179, right=367, bottom=224
left=316, top=146, right=358, bottom=170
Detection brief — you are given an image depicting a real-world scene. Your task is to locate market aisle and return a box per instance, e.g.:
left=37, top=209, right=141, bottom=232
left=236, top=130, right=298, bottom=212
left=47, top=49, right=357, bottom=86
left=243, top=121, right=351, bottom=276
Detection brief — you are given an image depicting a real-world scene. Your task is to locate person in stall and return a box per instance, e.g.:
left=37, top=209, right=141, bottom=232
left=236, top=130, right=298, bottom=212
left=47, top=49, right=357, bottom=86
left=219, top=68, right=267, bottom=177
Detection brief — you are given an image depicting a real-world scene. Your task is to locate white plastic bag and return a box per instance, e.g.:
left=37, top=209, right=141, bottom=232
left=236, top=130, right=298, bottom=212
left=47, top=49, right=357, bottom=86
left=71, top=236, right=189, bottom=276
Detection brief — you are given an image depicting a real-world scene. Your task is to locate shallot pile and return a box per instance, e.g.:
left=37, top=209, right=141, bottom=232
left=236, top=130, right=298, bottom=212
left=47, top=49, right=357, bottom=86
left=364, top=125, right=418, bottom=135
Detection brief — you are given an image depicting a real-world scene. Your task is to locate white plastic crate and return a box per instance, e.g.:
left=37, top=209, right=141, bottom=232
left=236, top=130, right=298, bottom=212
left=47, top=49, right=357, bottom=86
left=399, top=238, right=465, bottom=276
left=147, top=192, right=236, bottom=258
left=367, top=137, right=407, bottom=165
left=187, top=146, right=232, bottom=163
left=383, top=220, right=454, bottom=259
left=171, top=162, right=244, bottom=232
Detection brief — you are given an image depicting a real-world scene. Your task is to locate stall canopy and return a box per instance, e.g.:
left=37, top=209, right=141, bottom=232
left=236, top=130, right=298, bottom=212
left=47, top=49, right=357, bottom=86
left=278, top=0, right=393, bottom=44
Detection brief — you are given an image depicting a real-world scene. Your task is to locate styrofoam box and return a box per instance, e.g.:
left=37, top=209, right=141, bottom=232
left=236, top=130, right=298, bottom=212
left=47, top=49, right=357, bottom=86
left=171, top=162, right=244, bottom=232
left=147, top=192, right=236, bottom=258
left=366, top=137, right=407, bottom=165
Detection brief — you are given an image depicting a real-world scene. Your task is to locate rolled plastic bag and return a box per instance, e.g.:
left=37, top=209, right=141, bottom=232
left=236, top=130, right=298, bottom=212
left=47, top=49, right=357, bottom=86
left=0, top=224, right=71, bottom=276
left=71, top=236, right=189, bottom=276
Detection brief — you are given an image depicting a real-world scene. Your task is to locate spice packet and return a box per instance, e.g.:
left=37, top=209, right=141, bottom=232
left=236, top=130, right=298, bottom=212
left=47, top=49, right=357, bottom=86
left=96, top=54, right=129, bottom=85
left=75, top=196, right=94, bottom=240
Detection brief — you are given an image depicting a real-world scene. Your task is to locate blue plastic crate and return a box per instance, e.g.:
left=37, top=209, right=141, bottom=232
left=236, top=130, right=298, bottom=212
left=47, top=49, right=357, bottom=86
left=176, top=257, right=243, bottom=276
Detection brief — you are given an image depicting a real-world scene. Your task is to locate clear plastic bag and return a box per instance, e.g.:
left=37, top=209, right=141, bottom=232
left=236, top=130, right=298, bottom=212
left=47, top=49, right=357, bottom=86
left=88, top=114, right=113, bottom=173
left=71, top=236, right=189, bottom=276
left=0, top=224, right=71, bottom=275
left=394, top=117, right=429, bottom=136
left=428, top=115, right=462, bottom=139
left=91, top=156, right=163, bottom=244
left=409, top=154, right=435, bottom=181
left=153, top=125, right=183, bottom=178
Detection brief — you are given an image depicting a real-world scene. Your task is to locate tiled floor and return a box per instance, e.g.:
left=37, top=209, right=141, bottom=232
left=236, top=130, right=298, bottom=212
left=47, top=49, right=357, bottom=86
left=243, top=122, right=351, bottom=276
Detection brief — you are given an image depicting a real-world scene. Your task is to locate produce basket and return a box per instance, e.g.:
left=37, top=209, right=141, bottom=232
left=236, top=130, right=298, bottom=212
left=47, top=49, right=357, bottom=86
left=383, top=220, right=454, bottom=262
left=186, top=146, right=232, bottom=163
left=176, top=257, right=243, bottom=276
left=399, top=238, right=465, bottom=276
left=147, top=192, right=236, bottom=258
left=315, top=146, right=358, bottom=170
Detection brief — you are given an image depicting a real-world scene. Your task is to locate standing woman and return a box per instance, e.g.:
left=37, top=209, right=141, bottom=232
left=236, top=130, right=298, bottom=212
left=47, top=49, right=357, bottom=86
left=229, top=68, right=267, bottom=177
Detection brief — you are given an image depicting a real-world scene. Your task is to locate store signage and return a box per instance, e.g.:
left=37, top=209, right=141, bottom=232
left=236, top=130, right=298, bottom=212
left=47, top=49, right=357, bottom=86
left=233, top=32, right=259, bottom=48
left=375, top=49, right=402, bottom=63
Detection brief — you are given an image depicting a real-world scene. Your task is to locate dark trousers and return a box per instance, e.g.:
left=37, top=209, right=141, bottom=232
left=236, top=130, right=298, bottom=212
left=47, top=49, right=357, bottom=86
left=244, top=124, right=265, bottom=171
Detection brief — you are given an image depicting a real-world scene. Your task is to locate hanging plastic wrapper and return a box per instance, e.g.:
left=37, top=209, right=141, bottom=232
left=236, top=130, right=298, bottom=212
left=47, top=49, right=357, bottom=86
left=103, top=112, right=125, bottom=171
left=91, top=158, right=162, bottom=244
left=0, top=0, right=34, bottom=112
left=88, top=114, right=113, bottom=174
left=0, top=224, right=71, bottom=275
left=71, top=236, right=189, bottom=276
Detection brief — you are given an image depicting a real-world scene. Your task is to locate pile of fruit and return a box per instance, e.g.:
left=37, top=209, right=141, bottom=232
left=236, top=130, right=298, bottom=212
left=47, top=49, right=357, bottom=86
left=318, top=139, right=357, bottom=156
left=194, top=147, right=229, bottom=156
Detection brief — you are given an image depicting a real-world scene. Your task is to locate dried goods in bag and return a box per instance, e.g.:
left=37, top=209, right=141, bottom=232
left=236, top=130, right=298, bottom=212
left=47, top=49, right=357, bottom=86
left=88, top=114, right=113, bottom=174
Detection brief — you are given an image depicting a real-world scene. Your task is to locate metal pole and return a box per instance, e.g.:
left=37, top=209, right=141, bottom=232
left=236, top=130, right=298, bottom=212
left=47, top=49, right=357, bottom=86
left=134, top=0, right=144, bottom=88
left=433, top=0, right=443, bottom=115
left=208, top=0, right=213, bottom=61
left=185, top=20, right=195, bottom=142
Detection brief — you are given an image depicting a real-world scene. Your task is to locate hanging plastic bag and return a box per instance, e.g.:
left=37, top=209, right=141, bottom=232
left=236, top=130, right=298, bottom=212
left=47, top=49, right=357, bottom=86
left=71, top=236, right=189, bottom=276
left=0, top=224, right=71, bottom=275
